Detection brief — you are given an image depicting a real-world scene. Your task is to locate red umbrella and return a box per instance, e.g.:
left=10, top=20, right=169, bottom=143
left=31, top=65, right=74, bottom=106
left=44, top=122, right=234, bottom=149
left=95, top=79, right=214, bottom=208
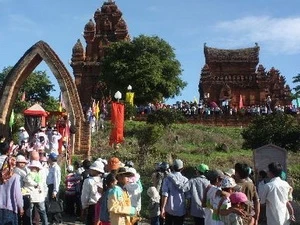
left=209, top=101, right=218, bottom=108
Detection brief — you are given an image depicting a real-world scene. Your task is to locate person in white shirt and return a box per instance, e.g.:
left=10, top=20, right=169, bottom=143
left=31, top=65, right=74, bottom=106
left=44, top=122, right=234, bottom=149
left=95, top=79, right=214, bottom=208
left=46, top=127, right=53, bottom=149
left=37, top=127, right=49, bottom=150
left=260, top=162, right=292, bottom=225
left=39, top=156, right=49, bottom=200
left=50, top=130, right=62, bottom=155
left=23, top=160, right=48, bottom=225
left=18, top=127, right=29, bottom=146
left=81, top=160, right=105, bottom=225
left=46, top=153, right=62, bottom=225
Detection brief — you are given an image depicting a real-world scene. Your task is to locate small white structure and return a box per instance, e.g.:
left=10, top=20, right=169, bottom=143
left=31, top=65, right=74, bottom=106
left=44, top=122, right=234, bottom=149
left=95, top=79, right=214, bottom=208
left=253, top=144, right=287, bottom=181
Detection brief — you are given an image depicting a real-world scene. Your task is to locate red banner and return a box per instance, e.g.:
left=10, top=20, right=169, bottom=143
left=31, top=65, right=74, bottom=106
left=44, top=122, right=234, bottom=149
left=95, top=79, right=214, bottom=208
left=239, top=95, right=244, bottom=109
left=109, top=102, right=124, bottom=146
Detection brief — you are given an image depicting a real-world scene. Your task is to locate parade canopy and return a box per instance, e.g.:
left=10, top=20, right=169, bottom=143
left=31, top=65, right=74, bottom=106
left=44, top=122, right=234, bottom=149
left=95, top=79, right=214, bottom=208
left=24, top=103, right=48, bottom=116
left=23, top=103, right=49, bottom=136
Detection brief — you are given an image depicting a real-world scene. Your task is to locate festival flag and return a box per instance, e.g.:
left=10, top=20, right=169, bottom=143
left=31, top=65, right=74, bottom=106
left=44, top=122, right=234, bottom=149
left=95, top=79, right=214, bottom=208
left=59, top=92, right=65, bottom=112
left=92, top=99, right=96, bottom=115
left=239, top=95, right=244, bottom=109
left=193, top=96, right=198, bottom=104
left=125, top=92, right=135, bottom=106
left=95, top=101, right=100, bottom=121
left=109, top=102, right=124, bottom=146
left=21, top=91, right=26, bottom=102
left=9, top=109, right=15, bottom=131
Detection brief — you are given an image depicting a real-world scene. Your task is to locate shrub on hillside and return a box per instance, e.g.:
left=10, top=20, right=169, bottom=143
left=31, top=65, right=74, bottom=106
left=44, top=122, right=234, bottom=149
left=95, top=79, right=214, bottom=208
left=146, top=108, right=186, bottom=127
left=241, top=113, right=300, bottom=151
left=125, top=103, right=137, bottom=120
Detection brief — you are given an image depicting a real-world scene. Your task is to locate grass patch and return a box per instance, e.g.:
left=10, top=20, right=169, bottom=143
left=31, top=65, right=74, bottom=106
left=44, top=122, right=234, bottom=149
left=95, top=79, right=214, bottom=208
left=85, top=121, right=300, bottom=218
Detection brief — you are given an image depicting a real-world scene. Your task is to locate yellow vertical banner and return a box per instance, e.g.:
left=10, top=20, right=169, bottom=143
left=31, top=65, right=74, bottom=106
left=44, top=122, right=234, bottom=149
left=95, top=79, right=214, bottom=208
left=126, top=92, right=135, bottom=106
left=95, top=101, right=100, bottom=120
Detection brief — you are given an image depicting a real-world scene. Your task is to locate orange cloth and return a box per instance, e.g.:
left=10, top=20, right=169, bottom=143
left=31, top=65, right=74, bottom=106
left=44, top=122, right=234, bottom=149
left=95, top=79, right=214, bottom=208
left=109, top=102, right=124, bottom=146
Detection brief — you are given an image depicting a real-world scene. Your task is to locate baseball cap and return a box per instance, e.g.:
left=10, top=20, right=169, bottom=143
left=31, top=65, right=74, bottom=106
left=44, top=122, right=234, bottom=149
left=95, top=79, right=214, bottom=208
left=196, top=163, right=209, bottom=173
left=230, top=192, right=249, bottom=204
left=173, top=159, right=183, bottom=170
left=48, top=152, right=58, bottom=161
left=207, top=169, right=225, bottom=181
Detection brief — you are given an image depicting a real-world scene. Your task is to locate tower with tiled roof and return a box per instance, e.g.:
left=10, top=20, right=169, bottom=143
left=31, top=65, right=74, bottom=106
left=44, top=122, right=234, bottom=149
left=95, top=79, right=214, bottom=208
left=199, top=44, right=291, bottom=108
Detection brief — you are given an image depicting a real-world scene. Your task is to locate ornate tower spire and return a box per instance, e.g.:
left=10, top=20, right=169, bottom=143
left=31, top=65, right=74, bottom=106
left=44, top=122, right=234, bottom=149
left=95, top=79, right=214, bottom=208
left=70, top=0, right=130, bottom=105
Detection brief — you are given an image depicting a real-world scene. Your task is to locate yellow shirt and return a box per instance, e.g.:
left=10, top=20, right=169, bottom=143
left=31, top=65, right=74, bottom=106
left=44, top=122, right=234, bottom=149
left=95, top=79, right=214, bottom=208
left=107, top=185, right=136, bottom=225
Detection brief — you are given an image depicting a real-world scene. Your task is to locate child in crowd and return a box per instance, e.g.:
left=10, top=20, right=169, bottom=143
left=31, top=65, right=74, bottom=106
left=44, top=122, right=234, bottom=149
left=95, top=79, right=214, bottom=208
left=100, top=173, right=118, bottom=225
left=147, top=186, right=161, bottom=225
left=203, top=170, right=225, bottom=225
left=224, top=192, right=250, bottom=225
left=218, top=176, right=237, bottom=224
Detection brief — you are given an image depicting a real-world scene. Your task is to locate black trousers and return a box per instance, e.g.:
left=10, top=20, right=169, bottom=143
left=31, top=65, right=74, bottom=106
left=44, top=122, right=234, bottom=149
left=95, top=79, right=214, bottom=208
left=18, top=195, right=31, bottom=225
left=193, top=217, right=205, bottom=225
left=86, top=204, right=96, bottom=225
left=47, top=184, right=62, bottom=224
left=164, top=212, right=185, bottom=225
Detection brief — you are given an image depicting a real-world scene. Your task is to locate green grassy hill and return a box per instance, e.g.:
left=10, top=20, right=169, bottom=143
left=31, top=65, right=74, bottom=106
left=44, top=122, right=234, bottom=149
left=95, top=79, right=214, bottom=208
left=88, top=121, right=300, bottom=217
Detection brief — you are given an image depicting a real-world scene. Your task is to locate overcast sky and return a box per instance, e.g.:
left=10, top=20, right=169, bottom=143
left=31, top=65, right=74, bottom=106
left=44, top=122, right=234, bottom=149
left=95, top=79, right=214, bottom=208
left=1, top=0, right=300, bottom=103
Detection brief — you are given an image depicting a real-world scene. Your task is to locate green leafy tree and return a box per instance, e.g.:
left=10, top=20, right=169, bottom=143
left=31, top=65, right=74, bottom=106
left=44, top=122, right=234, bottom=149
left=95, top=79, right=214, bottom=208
left=101, top=35, right=187, bottom=105
left=0, top=66, right=59, bottom=113
left=241, top=113, right=300, bottom=151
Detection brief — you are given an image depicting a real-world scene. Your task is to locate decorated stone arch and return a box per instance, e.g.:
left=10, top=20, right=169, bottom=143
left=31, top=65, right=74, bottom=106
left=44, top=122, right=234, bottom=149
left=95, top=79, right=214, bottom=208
left=0, top=41, right=91, bottom=156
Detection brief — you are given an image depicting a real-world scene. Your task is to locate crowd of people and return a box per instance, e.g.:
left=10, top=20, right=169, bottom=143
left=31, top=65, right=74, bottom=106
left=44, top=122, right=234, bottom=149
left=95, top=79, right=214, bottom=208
left=136, top=100, right=300, bottom=118
left=0, top=130, right=295, bottom=225
left=149, top=160, right=294, bottom=225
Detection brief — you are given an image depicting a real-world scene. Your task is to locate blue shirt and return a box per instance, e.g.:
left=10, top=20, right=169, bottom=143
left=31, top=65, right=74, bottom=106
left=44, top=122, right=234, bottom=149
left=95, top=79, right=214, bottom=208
left=100, top=190, right=110, bottom=222
left=161, top=172, right=189, bottom=216
left=186, top=175, right=210, bottom=218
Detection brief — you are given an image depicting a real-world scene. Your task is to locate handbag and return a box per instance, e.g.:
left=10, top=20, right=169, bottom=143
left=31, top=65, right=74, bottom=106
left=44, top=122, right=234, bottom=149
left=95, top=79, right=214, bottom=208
left=47, top=198, right=64, bottom=213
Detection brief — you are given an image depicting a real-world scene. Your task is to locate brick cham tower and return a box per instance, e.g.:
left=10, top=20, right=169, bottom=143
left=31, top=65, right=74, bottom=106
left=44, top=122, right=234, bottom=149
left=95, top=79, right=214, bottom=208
left=70, top=1, right=130, bottom=108
left=199, top=43, right=291, bottom=108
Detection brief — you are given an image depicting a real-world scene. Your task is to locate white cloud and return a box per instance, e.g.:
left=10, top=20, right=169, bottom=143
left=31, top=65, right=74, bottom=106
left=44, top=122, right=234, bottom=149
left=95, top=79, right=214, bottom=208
left=8, top=14, right=37, bottom=32
left=147, top=5, right=159, bottom=12
left=213, top=16, right=300, bottom=55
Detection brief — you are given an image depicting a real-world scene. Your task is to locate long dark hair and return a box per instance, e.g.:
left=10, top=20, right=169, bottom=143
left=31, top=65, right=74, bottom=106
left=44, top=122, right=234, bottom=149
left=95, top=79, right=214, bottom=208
left=103, top=172, right=117, bottom=192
